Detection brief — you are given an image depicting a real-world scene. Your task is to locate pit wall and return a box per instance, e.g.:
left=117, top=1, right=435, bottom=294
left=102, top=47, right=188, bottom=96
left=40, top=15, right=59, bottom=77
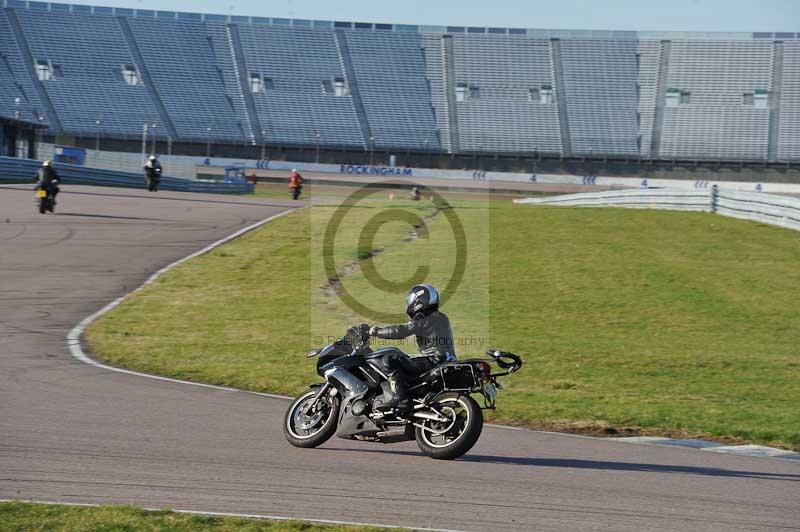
left=35, top=144, right=800, bottom=194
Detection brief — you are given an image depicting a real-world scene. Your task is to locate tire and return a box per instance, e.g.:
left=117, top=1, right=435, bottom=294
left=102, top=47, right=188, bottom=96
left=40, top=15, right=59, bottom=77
left=284, top=389, right=340, bottom=449
left=38, top=201, right=46, bottom=214
left=47, top=198, right=55, bottom=213
left=415, top=393, right=483, bottom=460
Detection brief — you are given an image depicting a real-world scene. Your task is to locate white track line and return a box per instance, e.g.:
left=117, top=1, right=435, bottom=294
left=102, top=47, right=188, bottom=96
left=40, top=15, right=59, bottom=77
left=0, top=500, right=466, bottom=532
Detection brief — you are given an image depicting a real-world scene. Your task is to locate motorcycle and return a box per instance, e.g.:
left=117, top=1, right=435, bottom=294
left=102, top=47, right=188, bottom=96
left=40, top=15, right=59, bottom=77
left=146, top=175, right=161, bottom=192
left=35, top=183, right=56, bottom=214
left=290, top=186, right=302, bottom=200
left=145, top=169, right=161, bottom=192
left=284, top=324, right=522, bottom=460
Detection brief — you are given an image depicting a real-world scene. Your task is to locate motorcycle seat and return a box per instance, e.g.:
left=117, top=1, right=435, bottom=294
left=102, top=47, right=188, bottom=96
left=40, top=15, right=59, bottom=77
left=364, top=347, right=408, bottom=360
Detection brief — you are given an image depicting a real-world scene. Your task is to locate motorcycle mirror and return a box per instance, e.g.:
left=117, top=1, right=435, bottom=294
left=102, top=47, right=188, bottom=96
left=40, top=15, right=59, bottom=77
left=307, top=349, right=321, bottom=358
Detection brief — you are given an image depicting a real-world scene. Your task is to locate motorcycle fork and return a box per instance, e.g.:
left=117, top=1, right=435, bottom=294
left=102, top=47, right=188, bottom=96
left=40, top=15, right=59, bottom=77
left=307, top=382, right=332, bottom=411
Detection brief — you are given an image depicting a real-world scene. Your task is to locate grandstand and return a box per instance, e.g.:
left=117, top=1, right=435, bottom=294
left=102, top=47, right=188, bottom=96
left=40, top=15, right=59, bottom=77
left=0, top=0, right=798, bottom=163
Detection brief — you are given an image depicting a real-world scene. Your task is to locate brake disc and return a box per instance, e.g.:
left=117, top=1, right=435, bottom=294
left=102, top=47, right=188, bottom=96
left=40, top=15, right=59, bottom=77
left=297, top=400, right=326, bottom=430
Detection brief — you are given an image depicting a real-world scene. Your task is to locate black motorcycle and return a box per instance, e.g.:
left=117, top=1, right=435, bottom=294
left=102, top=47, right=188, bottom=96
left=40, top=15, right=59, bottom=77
left=284, top=324, right=522, bottom=460
left=35, top=183, right=56, bottom=214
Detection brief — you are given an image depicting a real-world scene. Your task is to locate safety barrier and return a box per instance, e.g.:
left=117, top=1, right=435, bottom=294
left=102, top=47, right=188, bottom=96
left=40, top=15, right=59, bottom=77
left=0, top=157, right=254, bottom=194
left=515, top=187, right=800, bottom=232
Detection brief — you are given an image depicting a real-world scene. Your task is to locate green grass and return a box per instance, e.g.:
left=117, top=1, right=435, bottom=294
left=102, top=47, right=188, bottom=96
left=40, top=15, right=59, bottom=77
left=0, top=502, right=388, bottom=531
left=86, top=197, right=800, bottom=450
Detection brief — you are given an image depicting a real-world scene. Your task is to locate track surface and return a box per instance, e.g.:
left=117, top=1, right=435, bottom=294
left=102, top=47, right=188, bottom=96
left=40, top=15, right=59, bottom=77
left=1, top=186, right=798, bottom=532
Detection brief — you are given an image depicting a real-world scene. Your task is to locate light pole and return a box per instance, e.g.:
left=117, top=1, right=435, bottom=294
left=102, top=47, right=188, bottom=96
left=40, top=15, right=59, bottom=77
left=95, top=115, right=103, bottom=152
left=34, top=113, right=45, bottom=159
left=315, top=129, right=321, bottom=163
left=150, top=123, right=157, bottom=155
left=369, top=129, right=375, bottom=166
left=141, top=123, right=148, bottom=166
left=206, top=127, right=212, bottom=158
left=261, top=128, right=267, bottom=160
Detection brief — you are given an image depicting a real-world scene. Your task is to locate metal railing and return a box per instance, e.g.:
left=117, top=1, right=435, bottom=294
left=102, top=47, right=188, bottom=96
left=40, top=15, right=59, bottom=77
left=515, top=186, right=800, bottom=232
left=0, top=157, right=254, bottom=194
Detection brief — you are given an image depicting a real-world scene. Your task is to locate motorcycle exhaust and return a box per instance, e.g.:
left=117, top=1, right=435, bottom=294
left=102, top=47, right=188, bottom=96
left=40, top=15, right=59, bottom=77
left=413, top=411, right=451, bottom=423
left=324, top=367, right=368, bottom=395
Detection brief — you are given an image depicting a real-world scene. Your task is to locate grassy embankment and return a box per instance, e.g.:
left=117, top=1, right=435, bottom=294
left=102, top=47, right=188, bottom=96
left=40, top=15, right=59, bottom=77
left=86, top=193, right=800, bottom=450
left=0, top=502, right=388, bottom=532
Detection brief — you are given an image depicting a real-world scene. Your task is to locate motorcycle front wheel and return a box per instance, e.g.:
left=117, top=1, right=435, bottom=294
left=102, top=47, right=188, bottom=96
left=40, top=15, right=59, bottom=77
left=283, top=389, right=340, bottom=448
left=415, top=393, right=483, bottom=460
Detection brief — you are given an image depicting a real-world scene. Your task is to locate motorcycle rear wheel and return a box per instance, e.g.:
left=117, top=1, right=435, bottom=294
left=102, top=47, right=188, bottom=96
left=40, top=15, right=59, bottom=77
left=284, top=390, right=340, bottom=448
left=415, top=393, right=483, bottom=460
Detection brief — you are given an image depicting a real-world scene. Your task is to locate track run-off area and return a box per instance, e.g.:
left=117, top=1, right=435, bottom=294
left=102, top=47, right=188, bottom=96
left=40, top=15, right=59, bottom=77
left=0, top=185, right=798, bottom=532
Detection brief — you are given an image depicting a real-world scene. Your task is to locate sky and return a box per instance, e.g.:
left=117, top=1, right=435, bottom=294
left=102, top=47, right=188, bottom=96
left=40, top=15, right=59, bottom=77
left=80, top=0, right=799, bottom=32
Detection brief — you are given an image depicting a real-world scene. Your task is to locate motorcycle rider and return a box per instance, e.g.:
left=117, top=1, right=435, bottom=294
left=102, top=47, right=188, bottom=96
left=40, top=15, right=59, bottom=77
left=289, top=168, right=303, bottom=200
left=144, top=155, right=163, bottom=192
left=35, top=160, right=60, bottom=203
left=368, top=284, right=456, bottom=413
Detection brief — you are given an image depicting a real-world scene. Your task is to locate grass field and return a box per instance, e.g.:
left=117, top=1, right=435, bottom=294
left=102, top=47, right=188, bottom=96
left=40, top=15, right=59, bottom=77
left=86, top=193, right=800, bottom=450
left=0, top=502, right=387, bottom=531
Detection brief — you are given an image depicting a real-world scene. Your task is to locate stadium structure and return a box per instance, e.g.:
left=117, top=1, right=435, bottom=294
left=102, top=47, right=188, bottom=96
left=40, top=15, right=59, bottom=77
left=1, top=0, right=798, bottom=172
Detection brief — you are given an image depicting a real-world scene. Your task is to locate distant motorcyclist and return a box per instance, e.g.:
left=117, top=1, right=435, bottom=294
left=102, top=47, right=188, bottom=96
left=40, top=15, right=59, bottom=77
left=289, top=168, right=303, bottom=200
left=35, top=160, right=60, bottom=203
left=410, top=186, right=421, bottom=201
left=368, top=284, right=456, bottom=413
left=144, top=155, right=163, bottom=192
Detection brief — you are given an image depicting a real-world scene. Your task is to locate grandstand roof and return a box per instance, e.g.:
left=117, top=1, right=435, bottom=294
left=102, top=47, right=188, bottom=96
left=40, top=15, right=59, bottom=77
left=1, top=0, right=796, bottom=41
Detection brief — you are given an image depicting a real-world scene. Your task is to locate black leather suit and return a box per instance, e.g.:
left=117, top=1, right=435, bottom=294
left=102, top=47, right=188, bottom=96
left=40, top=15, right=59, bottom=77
left=35, top=166, right=60, bottom=198
left=144, top=161, right=162, bottom=191
left=371, top=310, right=456, bottom=377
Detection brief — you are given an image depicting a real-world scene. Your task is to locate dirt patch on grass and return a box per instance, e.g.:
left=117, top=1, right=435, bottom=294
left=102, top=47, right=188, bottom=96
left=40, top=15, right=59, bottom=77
left=322, top=207, right=442, bottom=299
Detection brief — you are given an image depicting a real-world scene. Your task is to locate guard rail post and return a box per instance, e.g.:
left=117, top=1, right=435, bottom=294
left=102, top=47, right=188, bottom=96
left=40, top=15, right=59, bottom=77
left=710, top=185, right=719, bottom=214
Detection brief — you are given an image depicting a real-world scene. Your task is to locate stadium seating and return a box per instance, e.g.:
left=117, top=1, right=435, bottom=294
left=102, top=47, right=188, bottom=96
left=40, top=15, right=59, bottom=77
left=0, top=2, right=798, bottom=161
left=127, top=18, right=245, bottom=142
left=14, top=9, right=160, bottom=137
left=657, top=40, right=774, bottom=160
left=424, top=33, right=563, bottom=154
left=236, top=24, right=365, bottom=148
left=0, top=8, right=46, bottom=123
left=345, top=30, right=440, bottom=150
left=558, top=39, right=640, bottom=156
left=779, top=42, right=800, bottom=160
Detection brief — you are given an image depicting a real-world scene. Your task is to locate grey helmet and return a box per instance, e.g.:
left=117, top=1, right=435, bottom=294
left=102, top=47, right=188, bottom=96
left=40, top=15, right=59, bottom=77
left=406, top=284, right=440, bottom=318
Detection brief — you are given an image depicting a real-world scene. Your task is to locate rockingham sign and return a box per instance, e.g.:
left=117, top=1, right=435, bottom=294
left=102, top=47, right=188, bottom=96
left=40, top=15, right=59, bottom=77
left=339, top=164, right=414, bottom=177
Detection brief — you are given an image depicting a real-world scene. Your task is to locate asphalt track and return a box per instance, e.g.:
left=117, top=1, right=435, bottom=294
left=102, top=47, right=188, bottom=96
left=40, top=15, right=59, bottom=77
left=1, top=185, right=799, bottom=532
